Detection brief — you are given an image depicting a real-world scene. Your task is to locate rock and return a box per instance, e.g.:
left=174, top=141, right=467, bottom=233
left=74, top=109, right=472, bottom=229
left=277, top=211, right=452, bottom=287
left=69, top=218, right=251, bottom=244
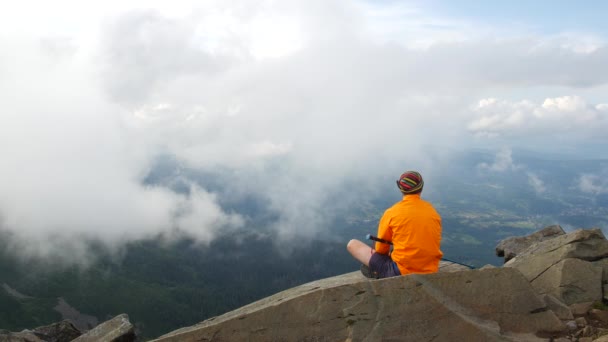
left=506, top=228, right=608, bottom=266
left=553, top=338, right=571, bottom=342
left=592, top=259, right=608, bottom=283
left=566, top=320, right=578, bottom=331
left=529, top=258, right=602, bottom=305
left=542, top=294, right=573, bottom=320
left=32, top=320, right=81, bottom=342
left=72, top=314, right=135, bottom=342
left=0, top=330, right=43, bottom=342
left=590, top=309, right=608, bottom=325
left=496, top=225, right=565, bottom=262
left=570, top=302, right=595, bottom=316
left=594, top=334, right=608, bottom=341
left=577, top=317, right=589, bottom=328
left=480, top=264, right=496, bottom=269
left=583, top=325, right=599, bottom=337
left=438, top=260, right=471, bottom=272
left=505, top=229, right=608, bottom=286
left=152, top=268, right=564, bottom=342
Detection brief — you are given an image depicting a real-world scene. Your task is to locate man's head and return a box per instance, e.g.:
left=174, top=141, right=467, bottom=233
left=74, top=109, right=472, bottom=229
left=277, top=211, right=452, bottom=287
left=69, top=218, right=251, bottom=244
left=396, top=171, right=424, bottom=195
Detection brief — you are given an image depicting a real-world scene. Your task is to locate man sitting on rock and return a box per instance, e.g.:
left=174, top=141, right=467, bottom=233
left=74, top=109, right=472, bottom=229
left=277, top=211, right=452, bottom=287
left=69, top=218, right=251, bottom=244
left=347, top=171, right=443, bottom=278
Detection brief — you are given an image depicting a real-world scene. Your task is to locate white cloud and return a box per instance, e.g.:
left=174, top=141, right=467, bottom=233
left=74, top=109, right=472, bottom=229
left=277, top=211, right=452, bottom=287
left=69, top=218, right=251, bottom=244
left=578, top=174, right=608, bottom=195
left=477, top=148, right=548, bottom=196
left=0, top=32, right=243, bottom=262
left=1, top=0, right=608, bottom=262
left=527, top=172, right=546, bottom=194
left=468, top=96, right=608, bottom=142
left=541, top=95, right=588, bottom=112
left=478, top=147, right=522, bottom=172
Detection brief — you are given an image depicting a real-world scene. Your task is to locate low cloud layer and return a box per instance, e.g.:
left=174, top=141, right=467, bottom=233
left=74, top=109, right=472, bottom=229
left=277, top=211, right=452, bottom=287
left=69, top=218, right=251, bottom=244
left=476, top=147, right=546, bottom=195
left=1, top=0, right=608, bottom=262
left=477, top=148, right=522, bottom=172
left=579, top=173, right=608, bottom=195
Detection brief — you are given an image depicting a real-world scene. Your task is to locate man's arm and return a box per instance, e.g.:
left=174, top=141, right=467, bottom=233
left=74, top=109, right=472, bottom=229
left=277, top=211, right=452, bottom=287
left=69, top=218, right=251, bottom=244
left=375, top=211, right=392, bottom=254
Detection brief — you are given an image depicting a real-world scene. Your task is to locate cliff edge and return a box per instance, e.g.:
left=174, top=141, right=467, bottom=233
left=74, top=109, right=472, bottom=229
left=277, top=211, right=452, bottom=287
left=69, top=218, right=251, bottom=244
left=153, top=227, right=608, bottom=342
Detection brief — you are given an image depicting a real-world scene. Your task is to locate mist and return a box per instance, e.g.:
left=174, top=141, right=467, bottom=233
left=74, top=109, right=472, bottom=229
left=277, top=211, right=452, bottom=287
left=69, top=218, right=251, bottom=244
left=1, top=0, right=608, bottom=263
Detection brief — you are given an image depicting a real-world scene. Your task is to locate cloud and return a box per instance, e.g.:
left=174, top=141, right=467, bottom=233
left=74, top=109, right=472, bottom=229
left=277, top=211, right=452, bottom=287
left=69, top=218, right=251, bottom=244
left=578, top=173, right=608, bottom=195
left=478, top=147, right=522, bottom=172
left=0, top=32, right=243, bottom=263
left=477, top=148, right=547, bottom=195
left=468, top=96, right=608, bottom=147
left=1, top=0, right=608, bottom=262
left=527, top=172, right=546, bottom=194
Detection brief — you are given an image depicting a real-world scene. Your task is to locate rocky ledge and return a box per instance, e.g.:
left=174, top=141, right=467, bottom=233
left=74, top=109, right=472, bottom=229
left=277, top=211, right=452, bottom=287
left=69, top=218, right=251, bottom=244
left=0, top=314, right=135, bottom=342
left=154, top=226, right=608, bottom=342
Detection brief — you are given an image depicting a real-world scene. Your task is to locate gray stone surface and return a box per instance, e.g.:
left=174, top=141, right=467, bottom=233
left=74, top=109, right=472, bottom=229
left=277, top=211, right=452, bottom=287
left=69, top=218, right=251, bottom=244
left=438, top=259, right=472, bottom=272
left=505, top=229, right=608, bottom=283
left=589, top=309, right=608, bottom=325
left=576, top=317, right=589, bottom=327
left=530, top=258, right=602, bottom=305
left=566, top=320, right=578, bottom=331
left=542, top=294, right=573, bottom=320
left=72, top=314, right=134, bottom=342
left=593, top=258, right=608, bottom=282
left=496, top=225, right=565, bottom=262
left=153, top=268, right=563, bottom=342
left=0, top=331, right=43, bottom=342
left=32, top=320, right=81, bottom=342
left=570, top=302, right=595, bottom=316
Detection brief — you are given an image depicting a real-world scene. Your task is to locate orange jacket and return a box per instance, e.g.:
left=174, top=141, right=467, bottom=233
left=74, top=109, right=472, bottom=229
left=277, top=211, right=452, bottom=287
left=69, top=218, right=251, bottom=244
left=375, top=194, right=443, bottom=275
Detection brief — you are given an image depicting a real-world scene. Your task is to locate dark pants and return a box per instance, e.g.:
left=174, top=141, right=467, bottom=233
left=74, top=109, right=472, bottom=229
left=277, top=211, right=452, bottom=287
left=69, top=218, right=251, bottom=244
left=369, top=252, right=401, bottom=278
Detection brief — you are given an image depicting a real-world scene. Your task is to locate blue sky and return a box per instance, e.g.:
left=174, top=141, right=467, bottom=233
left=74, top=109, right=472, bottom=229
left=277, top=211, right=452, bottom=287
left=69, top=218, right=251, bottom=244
left=1, top=0, right=607, bottom=260
left=423, top=0, right=608, bottom=34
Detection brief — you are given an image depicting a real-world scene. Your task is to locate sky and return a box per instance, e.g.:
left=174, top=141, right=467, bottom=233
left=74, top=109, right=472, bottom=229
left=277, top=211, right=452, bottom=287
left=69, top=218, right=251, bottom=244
left=1, top=0, right=608, bottom=263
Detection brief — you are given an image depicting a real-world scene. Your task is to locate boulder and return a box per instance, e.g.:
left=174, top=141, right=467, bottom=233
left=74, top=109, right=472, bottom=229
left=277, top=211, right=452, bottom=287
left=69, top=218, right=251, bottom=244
left=576, top=317, right=589, bottom=327
left=594, top=334, right=608, bottom=342
left=593, top=258, right=608, bottom=282
left=72, top=314, right=135, bottom=342
left=570, top=302, right=595, bottom=316
left=32, top=320, right=81, bottom=342
left=505, top=229, right=608, bottom=283
left=496, top=225, right=565, bottom=262
left=530, top=258, right=602, bottom=305
left=153, top=268, right=564, bottom=342
left=589, top=309, right=608, bottom=325
left=0, top=331, right=43, bottom=342
left=542, top=294, right=573, bottom=320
